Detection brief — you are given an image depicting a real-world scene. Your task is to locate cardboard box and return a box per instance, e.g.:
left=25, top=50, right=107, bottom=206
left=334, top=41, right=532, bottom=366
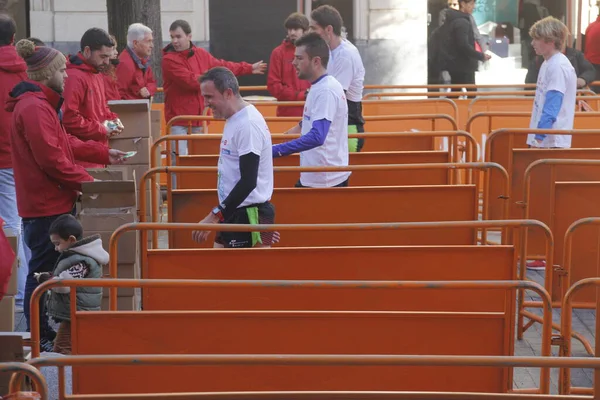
left=2, top=228, right=19, bottom=297
left=107, top=99, right=151, bottom=139
left=80, top=181, right=137, bottom=209
left=101, top=262, right=139, bottom=297
left=79, top=208, right=136, bottom=232
left=87, top=230, right=138, bottom=264
left=0, top=334, right=25, bottom=395
left=110, top=136, right=151, bottom=166
left=151, top=109, right=162, bottom=143
left=86, top=168, right=125, bottom=181
left=0, top=296, right=15, bottom=332
left=112, top=164, right=150, bottom=184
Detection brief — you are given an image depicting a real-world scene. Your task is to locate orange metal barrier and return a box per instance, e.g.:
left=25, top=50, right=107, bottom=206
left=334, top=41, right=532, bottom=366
left=1, top=362, right=48, bottom=399
left=191, top=113, right=458, bottom=138
left=249, top=99, right=459, bottom=122
left=176, top=151, right=453, bottom=190
left=468, top=96, right=600, bottom=118
left=560, top=276, right=600, bottom=395
left=29, top=278, right=552, bottom=395
left=468, top=112, right=600, bottom=161
left=139, top=163, right=508, bottom=248
left=20, top=353, right=600, bottom=400
left=143, top=244, right=516, bottom=312
left=484, top=128, right=600, bottom=221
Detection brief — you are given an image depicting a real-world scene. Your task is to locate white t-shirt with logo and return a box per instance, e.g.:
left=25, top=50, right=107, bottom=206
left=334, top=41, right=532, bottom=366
left=327, top=39, right=365, bottom=102
left=527, top=52, right=577, bottom=148
left=217, top=104, right=273, bottom=207
left=300, top=75, right=350, bottom=187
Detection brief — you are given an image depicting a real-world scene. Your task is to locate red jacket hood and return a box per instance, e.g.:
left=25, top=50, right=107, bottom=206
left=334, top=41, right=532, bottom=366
left=67, top=53, right=100, bottom=74
left=5, top=80, right=63, bottom=113
left=162, top=42, right=195, bottom=58
left=0, top=45, right=27, bottom=73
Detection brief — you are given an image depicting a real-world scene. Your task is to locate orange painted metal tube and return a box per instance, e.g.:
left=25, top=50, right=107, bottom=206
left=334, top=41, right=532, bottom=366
left=482, top=125, right=600, bottom=161
left=29, top=277, right=553, bottom=395
left=110, top=219, right=549, bottom=308
left=2, top=362, right=48, bottom=399
left=560, top=276, right=600, bottom=395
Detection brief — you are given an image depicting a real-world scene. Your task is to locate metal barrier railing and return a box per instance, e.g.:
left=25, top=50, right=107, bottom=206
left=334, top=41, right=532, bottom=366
left=1, top=362, right=48, bottom=399
left=28, top=278, right=553, bottom=394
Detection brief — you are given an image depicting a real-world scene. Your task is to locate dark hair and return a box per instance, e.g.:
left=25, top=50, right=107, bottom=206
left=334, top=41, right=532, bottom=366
left=199, top=67, right=240, bottom=95
left=310, top=5, right=343, bottom=36
left=294, top=32, right=329, bottom=68
left=49, top=214, right=83, bottom=241
left=169, top=19, right=192, bottom=35
left=284, top=12, right=309, bottom=31
left=26, top=37, right=45, bottom=46
left=80, top=27, right=113, bottom=52
left=0, top=14, right=16, bottom=46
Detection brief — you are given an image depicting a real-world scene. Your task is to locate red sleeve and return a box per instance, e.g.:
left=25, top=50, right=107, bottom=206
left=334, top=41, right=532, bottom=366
left=267, top=47, right=302, bottom=101
left=68, top=134, right=110, bottom=166
left=62, top=74, right=107, bottom=141
left=146, top=66, right=157, bottom=96
left=115, top=59, right=135, bottom=99
left=162, top=54, right=201, bottom=91
left=22, top=105, right=93, bottom=191
left=201, top=49, right=253, bottom=76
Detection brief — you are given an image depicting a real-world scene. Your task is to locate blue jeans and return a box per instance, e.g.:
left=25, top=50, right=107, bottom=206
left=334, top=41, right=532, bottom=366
left=170, top=126, right=203, bottom=189
left=22, top=211, right=73, bottom=335
left=0, top=168, right=30, bottom=306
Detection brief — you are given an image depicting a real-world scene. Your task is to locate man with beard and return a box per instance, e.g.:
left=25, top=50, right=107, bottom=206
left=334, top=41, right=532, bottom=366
left=63, top=28, right=123, bottom=168
left=272, top=33, right=350, bottom=188
left=267, top=12, right=311, bottom=117
left=7, top=39, right=125, bottom=350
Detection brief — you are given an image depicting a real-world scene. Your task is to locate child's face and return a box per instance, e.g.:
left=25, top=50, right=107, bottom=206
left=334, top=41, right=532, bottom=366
left=50, top=234, right=76, bottom=253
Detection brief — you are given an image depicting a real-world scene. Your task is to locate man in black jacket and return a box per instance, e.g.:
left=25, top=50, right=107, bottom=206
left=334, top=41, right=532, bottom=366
left=437, top=0, right=491, bottom=91
left=526, top=46, right=595, bottom=89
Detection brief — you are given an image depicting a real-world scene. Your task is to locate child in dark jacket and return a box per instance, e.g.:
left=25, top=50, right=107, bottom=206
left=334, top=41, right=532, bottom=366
left=35, top=214, right=107, bottom=354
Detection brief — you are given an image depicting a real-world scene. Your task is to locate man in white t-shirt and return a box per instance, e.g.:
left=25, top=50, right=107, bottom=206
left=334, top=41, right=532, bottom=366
left=527, top=16, right=577, bottom=149
left=272, top=32, right=350, bottom=188
left=310, top=5, right=366, bottom=153
left=191, top=67, right=275, bottom=248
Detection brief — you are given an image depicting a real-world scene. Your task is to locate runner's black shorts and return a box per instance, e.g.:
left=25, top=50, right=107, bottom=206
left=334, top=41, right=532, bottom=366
left=215, top=202, right=275, bottom=248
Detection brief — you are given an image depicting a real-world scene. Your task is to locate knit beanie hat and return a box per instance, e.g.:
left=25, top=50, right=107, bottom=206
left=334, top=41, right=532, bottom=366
left=15, top=39, right=66, bottom=81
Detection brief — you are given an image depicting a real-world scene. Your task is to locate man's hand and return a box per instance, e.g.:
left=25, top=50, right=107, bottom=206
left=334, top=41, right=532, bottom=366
left=139, top=87, right=151, bottom=98
left=103, top=120, right=121, bottom=137
left=108, top=149, right=127, bottom=165
left=192, top=212, right=220, bottom=243
left=252, top=61, right=267, bottom=75
left=577, top=78, right=587, bottom=88
left=483, top=53, right=492, bottom=61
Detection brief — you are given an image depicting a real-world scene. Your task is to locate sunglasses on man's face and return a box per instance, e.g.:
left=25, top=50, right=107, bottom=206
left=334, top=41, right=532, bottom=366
left=449, top=2, right=458, bottom=6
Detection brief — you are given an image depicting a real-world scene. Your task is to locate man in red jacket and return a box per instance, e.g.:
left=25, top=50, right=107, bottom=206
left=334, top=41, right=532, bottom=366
left=162, top=19, right=267, bottom=164
left=8, top=39, right=125, bottom=350
left=63, top=28, right=123, bottom=168
left=116, top=23, right=157, bottom=100
left=267, top=12, right=311, bottom=117
left=0, top=14, right=29, bottom=309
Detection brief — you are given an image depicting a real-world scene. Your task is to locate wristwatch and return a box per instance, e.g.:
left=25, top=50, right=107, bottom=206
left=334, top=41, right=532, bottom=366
left=212, top=206, right=224, bottom=222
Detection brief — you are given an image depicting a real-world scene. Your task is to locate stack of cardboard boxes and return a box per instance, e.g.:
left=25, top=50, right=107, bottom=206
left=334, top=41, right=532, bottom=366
left=108, top=99, right=160, bottom=224
left=79, top=174, right=139, bottom=310
left=0, top=227, right=18, bottom=331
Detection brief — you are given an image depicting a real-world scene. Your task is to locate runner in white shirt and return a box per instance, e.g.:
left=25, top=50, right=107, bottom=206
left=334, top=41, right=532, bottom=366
left=272, top=32, right=350, bottom=188
left=192, top=67, right=275, bottom=248
left=310, top=5, right=366, bottom=152
left=526, top=16, right=577, bottom=149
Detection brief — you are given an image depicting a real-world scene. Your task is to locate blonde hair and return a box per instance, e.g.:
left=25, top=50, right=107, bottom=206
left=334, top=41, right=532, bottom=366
left=529, top=16, right=569, bottom=50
